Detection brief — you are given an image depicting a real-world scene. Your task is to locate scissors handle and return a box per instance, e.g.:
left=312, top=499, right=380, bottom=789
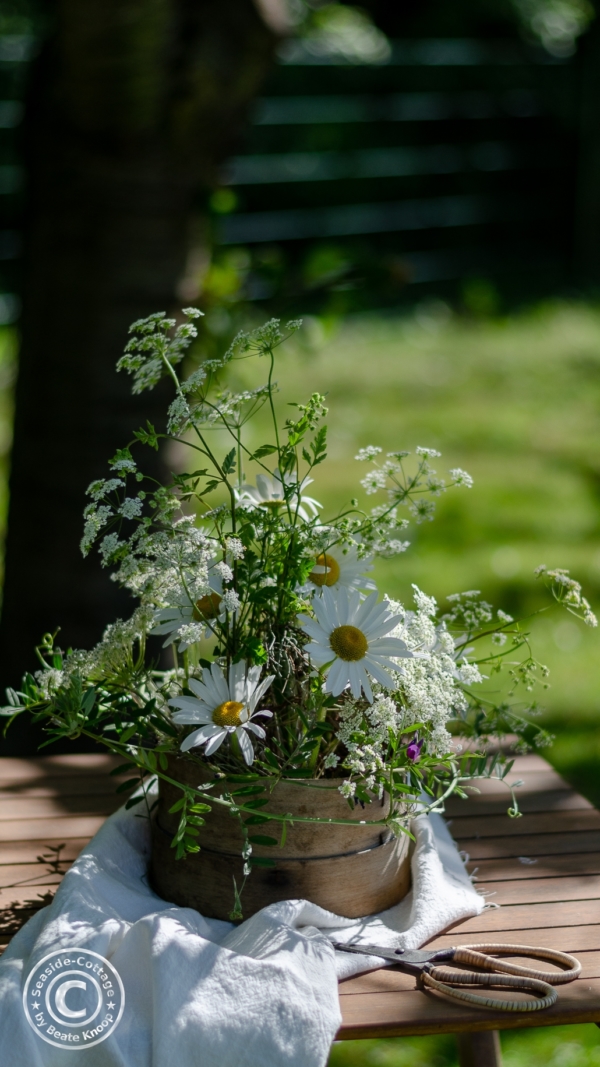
left=421, top=943, right=581, bottom=1013
left=422, top=966, right=558, bottom=1013
left=451, top=943, right=581, bottom=985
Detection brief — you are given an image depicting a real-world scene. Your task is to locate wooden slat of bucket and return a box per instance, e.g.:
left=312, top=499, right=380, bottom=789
left=150, top=817, right=411, bottom=921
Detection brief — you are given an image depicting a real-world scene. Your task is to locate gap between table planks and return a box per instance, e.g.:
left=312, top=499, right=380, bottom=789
left=1, top=752, right=600, bottom=1062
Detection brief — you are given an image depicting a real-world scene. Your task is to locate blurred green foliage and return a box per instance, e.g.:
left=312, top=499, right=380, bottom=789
left=329, top=1023, right=600, bottom=1066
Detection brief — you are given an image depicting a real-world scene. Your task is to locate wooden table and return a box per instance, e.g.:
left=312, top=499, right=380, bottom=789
left=2, top=752, right=600, bottom=1066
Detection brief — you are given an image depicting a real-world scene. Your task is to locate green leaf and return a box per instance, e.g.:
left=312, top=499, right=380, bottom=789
left=261, top=748, right=279, bottom=770
left=168, top=798, right=186, bottom=813
left=133, top=422, right=159, bottom=450
left=125, top=795, right=145, bottom=809
left=119, top=724, right=138, bottom=744
left=222, top=448, right=237, bottom=475
left=248, top=835, right=278, bottom=846
left=249, top=856, right=276, bottom=868
left=251, top=444, right=278, bottom=459
left=116, top=778, right=140, bottom=794
left=110, top=761, right=137, bottom=777
left=243, top=814, right=271, bottom=826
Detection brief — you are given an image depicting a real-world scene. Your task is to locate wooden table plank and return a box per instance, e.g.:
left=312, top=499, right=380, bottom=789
left=447, top=770, right=571, bottom=796
left=0, top=839, right=93, bottom=865
left=338, top=977, right=600, bottom=1039
left=0, top=776, right=129, bottom=798
left=446, top=790, right=592, bottom=818
left=466, top=853, right=600, bottom=882
left=428, top=925, right=600, bottom=954
left=0, top=795, right=125, bottom=819
left=476, top=874, right=600, bottom=906
left=427, top=899, right=600, bottom=935
left=0, top=755, right=121, bottom=780
left=449, top=810, right=600, bottom=839
left=0, top=863, right=65, bottom=887
left=457, top=830, right=600, bottom=861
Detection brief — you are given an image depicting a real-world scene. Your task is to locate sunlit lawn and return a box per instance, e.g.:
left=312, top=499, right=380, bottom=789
left=2, top=302, right=600, bottom=1064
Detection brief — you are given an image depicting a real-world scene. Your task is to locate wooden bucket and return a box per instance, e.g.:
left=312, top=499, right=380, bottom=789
left=150, top=755, right=412, bottom=921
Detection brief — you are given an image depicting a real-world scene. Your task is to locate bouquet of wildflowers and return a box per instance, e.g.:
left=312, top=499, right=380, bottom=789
left=3, top=311, right=596, bottom=864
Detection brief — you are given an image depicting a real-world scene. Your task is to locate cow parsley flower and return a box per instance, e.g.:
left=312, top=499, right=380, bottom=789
left=355, top=446, right=382, bottom=461
left=299, top=587, right=413, bottom=703
left=119, top=497, right=143, bottom=520
left=151, top=562, right=225, bottom=650
left=225, top=537, right=245, bottom=561
left=450, top=468, right=473, bottom=488
left=169, top=662, right=274, bottom=765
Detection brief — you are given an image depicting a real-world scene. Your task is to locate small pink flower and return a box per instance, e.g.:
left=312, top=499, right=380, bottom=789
left=406, top=736, right=423, bottom=763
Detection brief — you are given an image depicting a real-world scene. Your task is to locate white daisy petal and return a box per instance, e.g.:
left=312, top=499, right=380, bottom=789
left=248, top=674, right=275, bottom=712
left=169, top=695, right=205, bottom=713
left=347, top=662, right=363, bottom=699
left=237, top=727, right=255, bottom=765
left=358, top=665, right=373, bottom=703
left=325, top=657, right=349, bottom=696
left=308, top=643, right=334, bottom=667
left=370, top=637, right=412, bottom=656
left=363, top=658, right=396, bottom=690
left=298, top=617, right=326, bottom=642
left=245, top=722, right=266, bottom=739
left=203, top=730, right=227, bottom=757
left=354, top=591, right=383, bottom=630
left=187, top=677, right=207, bottom=699
left=171, top=708, right=213, bottom=726
left=363, top=616, right=404, bottom=640
left=181, top=725, right=219, bottom=753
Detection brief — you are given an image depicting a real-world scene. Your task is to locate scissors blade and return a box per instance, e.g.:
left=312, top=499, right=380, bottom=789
left=330, top=941, right=453, bottom=971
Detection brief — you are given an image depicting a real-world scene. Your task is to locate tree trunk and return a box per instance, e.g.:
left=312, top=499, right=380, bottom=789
left=576, top=20, right=600, bottom=284
left=0, top=0, right=283, bottom=754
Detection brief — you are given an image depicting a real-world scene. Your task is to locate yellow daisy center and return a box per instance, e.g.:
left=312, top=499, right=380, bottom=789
left=309, top=552, right=341, bottom=587
left=261, top=498, right=285, bottom=509
left=193, top=593, right=222, bottom=621
left=212, top=700, right=245, bottom=727
left=329, top=624, right=368, bottom=662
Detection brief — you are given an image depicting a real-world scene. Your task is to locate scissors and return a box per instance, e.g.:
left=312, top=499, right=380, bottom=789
left=331, top=941, right=581, bottom=1012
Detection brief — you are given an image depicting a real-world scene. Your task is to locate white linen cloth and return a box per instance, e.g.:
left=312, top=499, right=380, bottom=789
left=0, top=793, right=483, bottom=1067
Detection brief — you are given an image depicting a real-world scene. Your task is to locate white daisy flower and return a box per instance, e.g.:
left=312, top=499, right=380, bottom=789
left=298, top=587, right=413, bottom=703
left=237, top=469, right=322, bottom=522
left=151, top=564, right=224, bottom=650
left=305, top=542, right=376, bottom=594
left=169, top=661, right=275, bottom=765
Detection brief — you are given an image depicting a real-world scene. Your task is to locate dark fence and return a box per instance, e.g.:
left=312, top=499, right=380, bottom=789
left=0, top=31, right=596, bottom=319
left=211, top=36, right=583, bottom=312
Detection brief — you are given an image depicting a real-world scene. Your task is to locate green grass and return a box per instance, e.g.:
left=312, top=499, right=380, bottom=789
left=328, top=1024, right=600, bottom=1067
